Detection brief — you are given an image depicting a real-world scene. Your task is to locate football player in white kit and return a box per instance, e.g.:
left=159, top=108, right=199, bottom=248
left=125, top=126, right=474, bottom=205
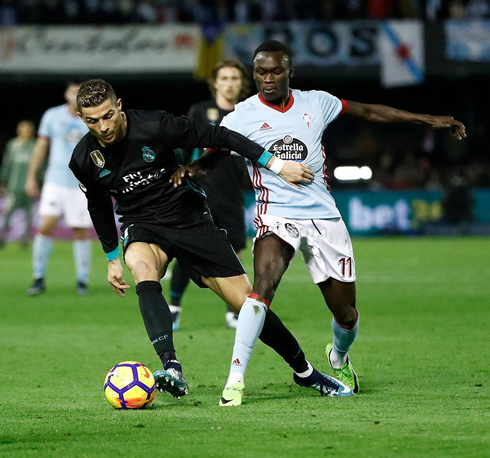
left=172, top=40, right=466, bottom=406
left=25, top=81, right=92, bottom=296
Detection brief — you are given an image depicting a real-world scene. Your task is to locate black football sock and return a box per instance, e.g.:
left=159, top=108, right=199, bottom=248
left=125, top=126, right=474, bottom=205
left=169, top=262, right=190, bottom=307
left=259, top=309, right=309, bottom=374
left=135, top=280, right=175, bottom=358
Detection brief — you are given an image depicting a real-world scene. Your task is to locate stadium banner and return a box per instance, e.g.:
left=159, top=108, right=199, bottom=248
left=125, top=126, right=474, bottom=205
left=379, top=20, right=425, bottom=88
left=2, top=190, right=490, bottom=241
left=0, top=25, right=200, bottom=73
left=224, top=21, right=381, bottom=67
left=445, top=19, right=490, bottom=61
left=243, top=189, right=490, bottom=237
left=333, top=190, right=441, bottom=235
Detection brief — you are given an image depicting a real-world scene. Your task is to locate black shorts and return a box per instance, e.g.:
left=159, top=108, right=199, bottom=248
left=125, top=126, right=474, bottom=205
left=212, top=211, right=246, bottom=253
left=121, top=221, right=245, bottom=288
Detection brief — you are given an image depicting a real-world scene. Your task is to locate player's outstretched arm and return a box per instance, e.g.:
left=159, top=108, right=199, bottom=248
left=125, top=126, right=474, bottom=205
left=344, top=100, right=467, bottom=140
left=170, top=153, right=314, bottom=189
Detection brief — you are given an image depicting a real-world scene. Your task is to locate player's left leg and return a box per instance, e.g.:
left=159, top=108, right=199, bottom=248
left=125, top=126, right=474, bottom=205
left=318, top=279, right=359, bottom=393
left=73, top=228, right=91, bottom=295
left=64, top=185, right=93, bottom=295
left=304, top=217, right=359, bottom=393
left=0, top=194, right=15, bottom=247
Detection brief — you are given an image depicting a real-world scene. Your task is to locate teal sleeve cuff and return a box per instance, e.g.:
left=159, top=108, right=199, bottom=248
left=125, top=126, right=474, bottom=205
left=106, top=246, right=120, bottom=261
left=257, top=150, right=273, bottom=168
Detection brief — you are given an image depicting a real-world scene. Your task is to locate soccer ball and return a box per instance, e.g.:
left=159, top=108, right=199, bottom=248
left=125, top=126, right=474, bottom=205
left=104, top=361, right=156, bottom=409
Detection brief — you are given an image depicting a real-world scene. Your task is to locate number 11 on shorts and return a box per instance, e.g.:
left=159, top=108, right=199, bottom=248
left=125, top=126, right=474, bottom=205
left=338, top=257, right=353, bottom=278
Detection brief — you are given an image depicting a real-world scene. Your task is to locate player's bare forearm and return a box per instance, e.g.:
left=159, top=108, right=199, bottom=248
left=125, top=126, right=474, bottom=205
left=169, top=150, right=224, bottom=187
left=344, top=101, right=466, bottom=140
left=27, top=138, right=49, bottom=180
left=107, top=258, right=129, bottom=298
left=194, top=149, right=226, bottom=174
left=266, top=156, right=314, bottom=189
left=25, top=138, right=49, bottom=197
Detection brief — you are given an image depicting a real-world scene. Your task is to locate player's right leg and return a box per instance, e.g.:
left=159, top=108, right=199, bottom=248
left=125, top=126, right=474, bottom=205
left=0, top=195, right=14, bottom=247
left=124, top=241, right=188, bottom=398
left=27, top=212, right=58, bottom=296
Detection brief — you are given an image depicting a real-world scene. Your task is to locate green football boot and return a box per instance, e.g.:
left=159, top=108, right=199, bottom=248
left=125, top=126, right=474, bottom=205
left=219, top=382, right=245, bottom=407
left=325, top=343, right=359, bottom=394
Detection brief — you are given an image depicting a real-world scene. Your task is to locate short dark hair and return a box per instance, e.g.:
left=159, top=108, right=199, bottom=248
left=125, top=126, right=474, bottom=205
left=208, top=59, right=250, bottom=101
left=253, top=40, right=293, bottom=67
left=77, top=79, right=117, bottom=113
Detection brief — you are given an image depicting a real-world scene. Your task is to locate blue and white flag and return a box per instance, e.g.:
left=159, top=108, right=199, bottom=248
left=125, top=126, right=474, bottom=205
left=379, top=20, right=425, bottom=88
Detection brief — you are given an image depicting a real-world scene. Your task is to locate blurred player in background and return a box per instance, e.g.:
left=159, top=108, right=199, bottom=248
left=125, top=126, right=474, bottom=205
left=173, top=40, right=466, bottom=405
left=170, top=59, right=250, bottom=331
left=0, top=120, right=37, bottom=248
left=25, top=81, right=91, bottom=296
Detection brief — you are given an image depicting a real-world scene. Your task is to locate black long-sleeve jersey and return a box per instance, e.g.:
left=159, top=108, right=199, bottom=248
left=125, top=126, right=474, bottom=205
left=69, top=109, right=269, bottom=254
left=182, top=99, right=248, bottom=221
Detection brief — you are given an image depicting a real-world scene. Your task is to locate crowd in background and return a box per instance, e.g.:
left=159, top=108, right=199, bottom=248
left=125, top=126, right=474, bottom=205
left=323, top=117, right=490, bottom=190
left=1, top=0, right=490, bottom=25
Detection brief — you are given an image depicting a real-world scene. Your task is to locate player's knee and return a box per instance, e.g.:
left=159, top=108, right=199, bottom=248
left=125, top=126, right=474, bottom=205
left=335, top=306, right=358, bottom=329
left=252, top=277, right=276, bottom=301
left=38, top=227, right=55, bottom=236
left=73, top=228, right=90, bottom=240
left=129, top=260, right=158, bottom=282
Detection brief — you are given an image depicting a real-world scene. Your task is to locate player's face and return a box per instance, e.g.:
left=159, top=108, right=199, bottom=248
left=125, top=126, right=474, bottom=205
left=79, top=98, right=125, bottom=147
left=214, top=67, right=243, bottom=103
left=253, top=51, right=292, bottom=104
left=65, top=84, right=81, bottom=112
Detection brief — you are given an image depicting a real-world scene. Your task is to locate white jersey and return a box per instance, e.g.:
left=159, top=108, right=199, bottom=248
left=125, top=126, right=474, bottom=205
left=222, top=89, right=345, bottom=221
left=38, top=104, right=88, bottom=188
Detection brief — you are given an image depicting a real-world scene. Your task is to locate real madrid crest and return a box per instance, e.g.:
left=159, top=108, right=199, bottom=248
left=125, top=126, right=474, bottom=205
left=90, top=150, right=105, bottom=168
left=142, top=146, right=156, bottom=162
left=207, top=108, right=219, bottom=123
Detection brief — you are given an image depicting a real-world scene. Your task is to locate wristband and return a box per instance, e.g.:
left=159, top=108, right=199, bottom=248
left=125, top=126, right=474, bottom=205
left=269, top=157, right=285, bottom=175
left=106, top=246, right=120, bottom=261
left=257, top=150, right=273, bottom=167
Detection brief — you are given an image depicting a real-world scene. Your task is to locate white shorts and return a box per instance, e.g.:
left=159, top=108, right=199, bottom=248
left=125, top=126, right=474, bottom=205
left=254, top=214, right=356, bottom=284
left=39, top=182, right=92, bottom=228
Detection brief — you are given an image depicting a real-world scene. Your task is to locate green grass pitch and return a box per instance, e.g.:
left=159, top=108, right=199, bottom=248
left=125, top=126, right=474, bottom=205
left=0, top=237, right=489, bottom=457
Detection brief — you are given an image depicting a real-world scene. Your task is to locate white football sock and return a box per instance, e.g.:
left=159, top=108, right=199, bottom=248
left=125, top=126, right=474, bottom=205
left=226, top=296, right=268, bottom=387
left=294, top=361, right=314, bottom=378
left=331, top=311, right=360, bottom=368
left=32, top=234, right=53, bottom=279
left=73, top=239, right=92, bottom=283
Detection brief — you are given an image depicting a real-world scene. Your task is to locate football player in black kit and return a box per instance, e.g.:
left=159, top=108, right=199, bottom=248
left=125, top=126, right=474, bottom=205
left=170, top=59, right=250, bottom=331
left=70, top=79, right=348, bottom=403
